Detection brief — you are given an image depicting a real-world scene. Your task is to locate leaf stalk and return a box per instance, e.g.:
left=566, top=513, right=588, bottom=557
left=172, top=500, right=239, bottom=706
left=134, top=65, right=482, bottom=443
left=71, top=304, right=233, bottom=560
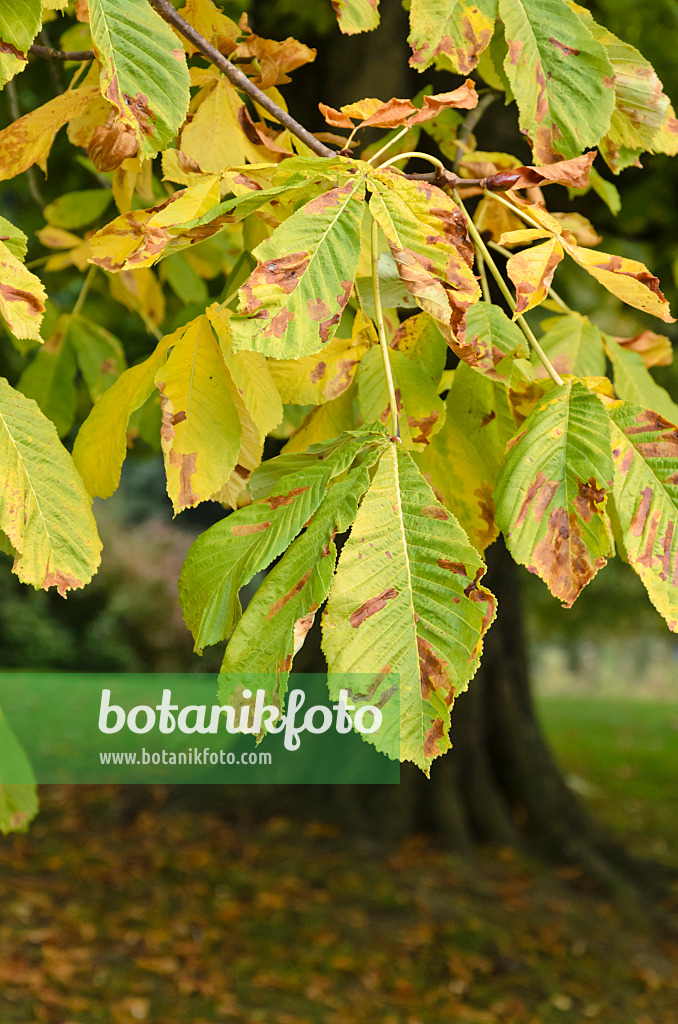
left=371, top=217, right=400, bottom=439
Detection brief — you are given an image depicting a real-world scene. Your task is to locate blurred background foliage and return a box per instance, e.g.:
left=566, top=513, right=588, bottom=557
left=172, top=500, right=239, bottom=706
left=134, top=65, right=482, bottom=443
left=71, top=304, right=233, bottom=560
left=1, top=0, right=678, bottom=687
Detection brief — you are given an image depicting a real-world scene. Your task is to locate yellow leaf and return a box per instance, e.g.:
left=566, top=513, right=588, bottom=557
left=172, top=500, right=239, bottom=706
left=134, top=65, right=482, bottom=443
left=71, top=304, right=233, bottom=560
left=498, top=228, right=551, bottom=246
left=0, top=241, right=46, bottom=341
left=182, top=78, right=263, bottom=172
left=108, top=269, right=166, bottom=326
left=282, top=386, right=356, bottom=454
left=207, top=304, right=283, bottom=440
left=88, top=176, right=220, bottom=271
left=178, top=0, right=240, bottom=56
left=506, top=237, right=564, bottom=317
left=155, top=316, right=242, bottom=512
left=569, top=246, right=675, bottom=323
left=0, top=86, right=99, bottom=179
left=268, top=311, right=374, bottom=406
left=72, top=329, right=178, bottom=498
left=210, top=378, right=263, bottom=509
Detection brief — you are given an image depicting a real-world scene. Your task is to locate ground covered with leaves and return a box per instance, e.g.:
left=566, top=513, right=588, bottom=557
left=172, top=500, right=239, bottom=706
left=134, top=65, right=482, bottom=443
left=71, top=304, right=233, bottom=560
left=1, top=697, right=678, bottom=1024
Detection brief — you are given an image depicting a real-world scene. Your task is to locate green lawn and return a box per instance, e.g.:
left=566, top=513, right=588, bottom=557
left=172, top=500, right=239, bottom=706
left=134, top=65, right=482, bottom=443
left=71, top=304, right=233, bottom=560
left=537, top=696, right=678, bottom=863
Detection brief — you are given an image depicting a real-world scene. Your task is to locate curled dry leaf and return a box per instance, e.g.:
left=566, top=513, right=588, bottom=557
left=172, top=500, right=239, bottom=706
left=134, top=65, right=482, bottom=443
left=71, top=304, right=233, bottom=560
left=318, top=82, right=477, bottom=132
left=88, top=112, right=140, bottom=172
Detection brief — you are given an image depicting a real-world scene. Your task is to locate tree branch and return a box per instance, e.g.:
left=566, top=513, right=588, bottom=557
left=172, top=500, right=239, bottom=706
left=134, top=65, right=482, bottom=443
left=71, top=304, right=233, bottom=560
left=148, top=0, right=335, bottom=159
left=29, top=44, right=95, bottom=61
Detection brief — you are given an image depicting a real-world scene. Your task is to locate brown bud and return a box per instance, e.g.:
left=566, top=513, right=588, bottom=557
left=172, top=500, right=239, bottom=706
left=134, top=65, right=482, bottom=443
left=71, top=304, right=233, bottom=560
left=88, top=119, right=139, bottom=172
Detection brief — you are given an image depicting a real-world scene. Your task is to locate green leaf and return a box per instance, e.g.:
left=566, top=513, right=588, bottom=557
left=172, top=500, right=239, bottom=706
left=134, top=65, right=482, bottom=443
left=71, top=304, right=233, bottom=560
left=498, top=0, right=615, bottom=162
left=535, top=313, right=606, bottom=378
left=0, top=706, right=37, bottom=835
left=609, top=401, right=678, bottom=631
left=568, top=2, right=673, bottom=172
left=0, top=215, right=27, bottom=261
left=332, top=0, right=380, bottom=34
left=88, top=0, right=190, bottom=157
left=161, top=252, right=209, bottom=307
left=66, top=315, right=126, bottom=403
left=16, top=318, right=77, bottom=436
left=357, top=346, right=446, bottom=450
left=0, top=377, right=102, bottom=594
left=367, top=168, right=479, bottom=347
left=72, top=327, right=177, bottom=498
left=219, top=461, right=377, bottom=718
left=231, top=177, right=366, bottom=359
left=605, top=334, right=678, bottom=425
left=44, top=189, right=114, bottom=230
left=0, top=0, right=41, bottom=52
left=495, top=380, right=614, bottom=606
left=415, top=362, right=516, bottom=551
left=322, top=444, right=496, bottom=771
left=390, top=312, right=447, bottom=384
left=408, top=0, right=497, bottom=74
left=463, top=300, right=530, bottom=380
left=178, top=429, right=386, bottom=653
left=0, top=0, right=40, bottom=88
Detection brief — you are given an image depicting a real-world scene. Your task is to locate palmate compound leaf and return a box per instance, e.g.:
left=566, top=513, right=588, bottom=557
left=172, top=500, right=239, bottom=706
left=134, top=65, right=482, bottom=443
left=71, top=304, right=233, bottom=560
left=0, top=377, right=102, bottom=595
left=178, top=428, right=387, bottom=653
left=415, top=361, right=518, bottom=552
left=0, top=706, right=37, bottom=836
left=322, top=443, right=496, bottom=772
left=230, top=176, right=366, bottom=359
left=88, top=0, right=190, bottom=157
left=498, top=0, right=615, bottom=163
left=154, top=315, right=242, bottom=513
left=495, top=380, right=614, bottom=607
left=408, top=0, right=497, bottom=75
left=609, top=402, right=678, bottom=630
left=367, top=169, right=480, bottom=349
left=219, top=457, right=380, bottom=722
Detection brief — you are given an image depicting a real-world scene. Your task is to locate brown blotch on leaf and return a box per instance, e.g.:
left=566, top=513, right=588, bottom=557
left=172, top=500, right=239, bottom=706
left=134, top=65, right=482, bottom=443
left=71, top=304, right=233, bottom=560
left=350, top=587, right=399, bottom=628
left=231, top=521, right=271, bottom=536
left=515, top=471, right=559, bottom=528
left=573, top=477, right=606, bottom=523
left=438, top=559, right=466, bottom=575
left=423, top=717, right=445, bottom=759
left=0, top=284, right=44, bottom=315
left=408, top=411, right=439, bottom=444
left=265, top=486, right=308, bottom=509
left=266, top=569, right=313, bottom=619
left=43, top=569, right=83, bottom=598
left=548, top=36, right=580, bottom=56
left=421, top=504, right=449, bottom=520
left=418, top=636, right=453, bottom=705
left=532, top=506, right=606, bottom=607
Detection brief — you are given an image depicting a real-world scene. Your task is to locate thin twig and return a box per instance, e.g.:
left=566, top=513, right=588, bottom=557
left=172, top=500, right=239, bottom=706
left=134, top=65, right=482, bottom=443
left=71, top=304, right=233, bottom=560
left=453, top=191, right=564, bottom=387
left=72, top=265, right=97, bottom=317
left=371, top=218, right=400, bottom=439
left=148, top=0, right=334, bottom=159
left=29, top=44, right=96, bottom=61
left=476, top=248, right=491, bottom=303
